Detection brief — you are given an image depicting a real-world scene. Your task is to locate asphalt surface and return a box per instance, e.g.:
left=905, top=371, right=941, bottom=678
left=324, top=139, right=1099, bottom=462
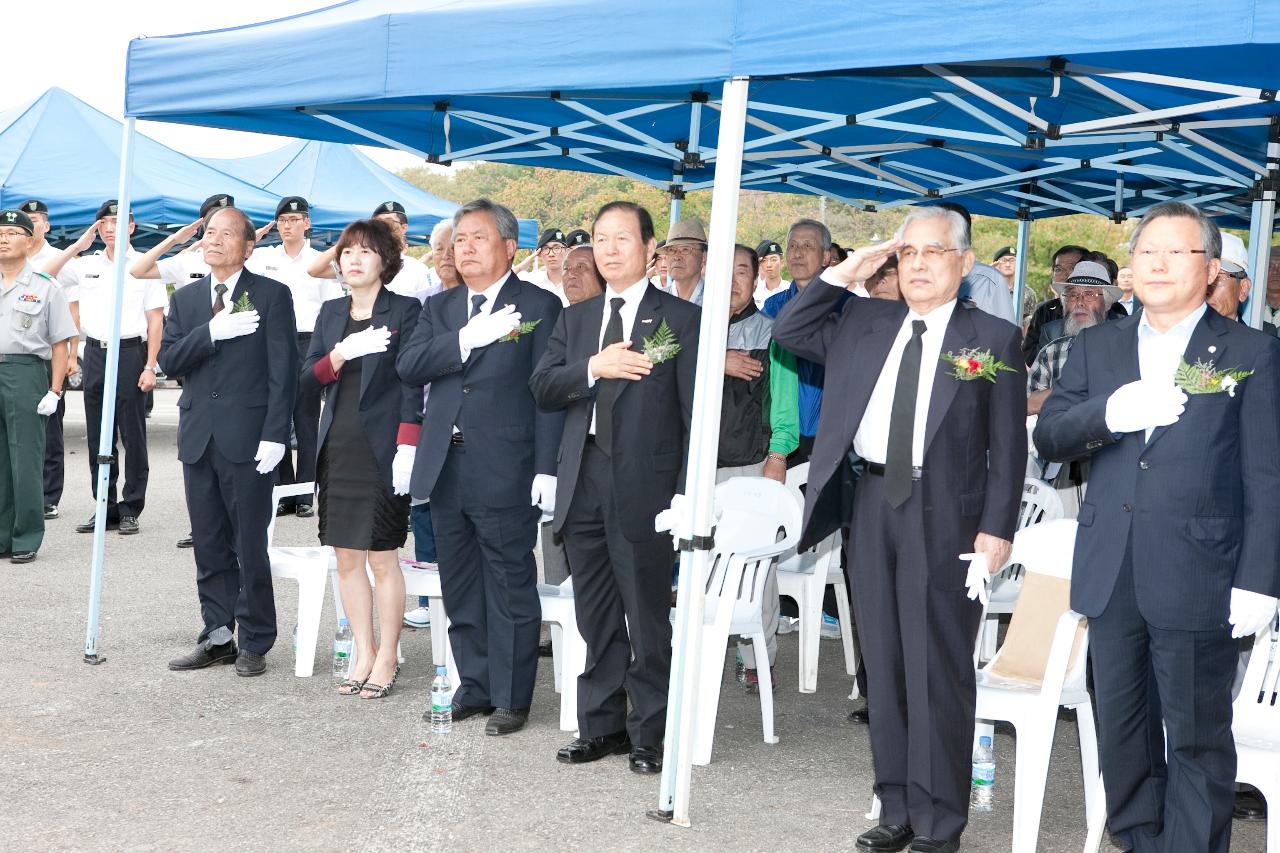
left=4, top=388, right=1266, bottom=852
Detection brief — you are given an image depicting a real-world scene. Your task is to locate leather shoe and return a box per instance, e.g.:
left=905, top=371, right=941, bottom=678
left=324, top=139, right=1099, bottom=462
left=1234, top=786, right=1268, bottom=821
left=43, top=504, right=58, bottom=520
left=118, top=516, right=140, bottom=535
left=557, top=731, right=632, bottom=764
left=449, top=701, right=495, bottom=722
left=908, top=838, right=958, bottom=853
left=77, top=515, right=118, bottom=533
left=235, top=650, right=267, bottom=677
left=538, top=639, right=554, bottom=658
left=295, top=503, right=314, bottom=518
left=176, top=533, right=194, bottom=549
left=628, top=745, right=663, bottom=775
left=10, top=551, right=36, bottom=564
left=169, top=641, right=237, bottom=671
left=856, top=825, right=915, bottom=852
left=275, top=502, right=291, bottom=517
left=847, top=703, right=870, bottom=724
left=485, top=707, right=529, bottom=736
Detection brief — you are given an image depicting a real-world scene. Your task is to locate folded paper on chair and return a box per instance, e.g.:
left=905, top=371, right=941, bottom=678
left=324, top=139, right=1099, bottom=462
left=988, top=572, right=1087, bottom=685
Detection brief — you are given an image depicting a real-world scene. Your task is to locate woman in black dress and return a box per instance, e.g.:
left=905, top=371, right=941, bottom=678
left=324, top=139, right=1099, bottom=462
left=301, top=219, right=423, bottom=698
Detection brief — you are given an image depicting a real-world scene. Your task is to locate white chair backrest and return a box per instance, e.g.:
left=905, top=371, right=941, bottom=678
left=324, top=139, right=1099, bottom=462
left=703, top=478, right=802, bottom=629
left=1233, top=617, right=1280, bottom=738
left=785, top=462, right=809, bottom=491
left=1004, top=518, right=1077, bottom=581
left=267, top=482, right=316, bottom=549
left=1018, top=477, right=1065, bottom=530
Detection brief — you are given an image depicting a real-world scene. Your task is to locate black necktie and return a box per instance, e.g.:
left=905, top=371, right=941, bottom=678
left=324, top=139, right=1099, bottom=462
left=885, top=319, right=927, bottom=508
left=212, top=282, right=227, bottom=317
left=469, top=294, right=485, bottom=319
left=594, top=297, right=626, bottom=455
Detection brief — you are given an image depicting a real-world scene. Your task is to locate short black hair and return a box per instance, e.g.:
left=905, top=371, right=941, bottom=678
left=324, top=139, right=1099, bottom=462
left=1053, top=244, right=1090, bottom=264
left=593, top=201, right=655, bottom=243
left=334, top=219, right=405, bottom=285
left=734, top=243, right=760, bottom=278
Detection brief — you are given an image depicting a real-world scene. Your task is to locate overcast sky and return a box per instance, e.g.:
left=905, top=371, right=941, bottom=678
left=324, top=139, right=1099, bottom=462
left=10, top=1, right=421, bottom=172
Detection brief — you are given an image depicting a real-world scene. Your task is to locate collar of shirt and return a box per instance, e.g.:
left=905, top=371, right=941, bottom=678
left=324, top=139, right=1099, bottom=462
left=464, top=274, right=510, bottom=316
left=1137, top=301, right=1206, bottom=340
left=1137, top=301, right=1207, bottom=383
left=210, top=268, right=244, bottom=306
left=0, top=262, right=34, bottom=292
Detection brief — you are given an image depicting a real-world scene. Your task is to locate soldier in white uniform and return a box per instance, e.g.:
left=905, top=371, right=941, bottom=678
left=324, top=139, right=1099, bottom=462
left=307, top=201, right=437, bottom=300
left=522, top=227, right=570, bottom=306
left=45, top=201, right=166, bottom=537
left=246, top=196, right=343, bottom=517
left=0, top=209, right=77, bottom=563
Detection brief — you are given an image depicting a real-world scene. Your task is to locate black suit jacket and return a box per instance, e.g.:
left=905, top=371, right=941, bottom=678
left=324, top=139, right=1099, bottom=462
left=530, top=284, right=700, bottom=543
left=300, top=288, right=423, bottom=492
left=158, top=269, right=298, bottom=465
left=1034, top=307, right=1280, bottom=629
left=397, top=272, right=563, bottom=506
left=773, top=283, right=1027, bottom=562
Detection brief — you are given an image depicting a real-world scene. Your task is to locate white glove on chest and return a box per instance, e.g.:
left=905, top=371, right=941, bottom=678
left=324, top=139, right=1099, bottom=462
left=209, top=309, right=259, bottom=343
left=1104, top=379, right=1187, bottom=434
left=335, top=325, right=391, bottom=361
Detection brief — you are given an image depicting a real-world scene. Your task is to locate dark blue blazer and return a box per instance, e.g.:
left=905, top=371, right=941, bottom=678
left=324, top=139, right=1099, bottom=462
left=396, top=272, right=563, bottom=507
left=772, top=283, right=1027, bottom=561
left=1034, top=307, right=1280, bottom=629
left=530, top=284, right=700, bottom=543
left=158, top=269, right=298, bottom=465
left=300, top=288, right=423, bottom=492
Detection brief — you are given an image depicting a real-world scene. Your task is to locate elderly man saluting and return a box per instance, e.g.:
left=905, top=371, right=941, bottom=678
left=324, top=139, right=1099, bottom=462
left=773, top=206, right=1026, bottom=853
left=1035, top=201, right=1280, bottom=853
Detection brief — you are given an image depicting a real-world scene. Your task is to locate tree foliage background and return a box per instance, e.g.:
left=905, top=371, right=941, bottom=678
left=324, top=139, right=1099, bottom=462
left=402, top=163, right=1139, bottom=300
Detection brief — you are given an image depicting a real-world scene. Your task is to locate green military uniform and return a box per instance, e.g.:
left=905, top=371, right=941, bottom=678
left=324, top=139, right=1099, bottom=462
left=0, top=261, right=77, bottom=553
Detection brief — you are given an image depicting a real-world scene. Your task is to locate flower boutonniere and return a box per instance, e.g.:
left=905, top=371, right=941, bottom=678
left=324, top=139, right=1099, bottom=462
left=642, top=319, right=682, bottom=364
left=230, top=292, right=255, bottom=313
left=1174, top=357, right=1252, bottom=397
left=498, top=319, right=541, bottom=343
left=940, top=348, right=1017, bottom=382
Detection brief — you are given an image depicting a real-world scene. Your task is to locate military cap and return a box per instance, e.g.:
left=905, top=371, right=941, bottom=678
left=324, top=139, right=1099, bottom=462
left=275, top=196, right=310, bottom=218
left=755, top=239, right=782, bottom=258
left=0, top=209, right=34, bottom=235
left=537, top=228, right=567, bottom=249
left=200, top=194, right=234, bottom=218
left=20, top=200, right=48, bottom=216
left=374, top=201, right=406, bottom=217
left=564, top=229, right=591, bottom=248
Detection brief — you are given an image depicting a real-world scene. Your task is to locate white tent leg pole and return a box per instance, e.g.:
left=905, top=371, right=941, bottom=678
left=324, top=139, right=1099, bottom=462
left=1245, top=128, right=1279, bottom=330
left=669, top=194, right=683, bottom=225
left=1012, top=215, right=1031, bottom=324
left=83, top=116, right=136, bottom=664
left=651, top=75, right=748, bottom=829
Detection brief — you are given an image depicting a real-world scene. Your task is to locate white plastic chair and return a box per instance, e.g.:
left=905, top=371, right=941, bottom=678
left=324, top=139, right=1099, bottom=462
left=539, top=577, right=587, bottom=732
left=981, top=478, right=1065, bottom=661
left=974, top=518, right=1100, bottom=853
left=775, top=462, right=858, bottom=695
left=689, top=477, right=802, bottom=766
left=266, top=482, right=331, bottom=677
left=1233, top=615, right=1280, bottom=853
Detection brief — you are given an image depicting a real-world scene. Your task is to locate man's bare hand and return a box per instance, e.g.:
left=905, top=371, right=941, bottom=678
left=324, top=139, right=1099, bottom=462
left=255, top=220, right=276, bottom=242
left=972, top=532, right=1012, bottom=575
left=763, top=456, right=787, bottom=483
left=590, top=340, right=652, bottom=381
left=724, top=350, right=764, bottom=381
left=827, top=237, right=903, bottom=287
left=173, top=218, right=203, bottom=244
left=138, top=369, right=156, bottom=393
left=69, top=221, right=102, bottom=254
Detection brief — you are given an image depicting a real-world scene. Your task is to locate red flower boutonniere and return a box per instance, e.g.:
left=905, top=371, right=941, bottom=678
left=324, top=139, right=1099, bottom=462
left=940, top=348, right=1017, bottom=382
left=499, top=319, right=541, bottom=343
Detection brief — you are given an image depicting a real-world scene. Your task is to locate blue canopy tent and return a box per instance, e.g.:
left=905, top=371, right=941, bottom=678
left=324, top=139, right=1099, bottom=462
left=116, top=0, right=1280, bottom=826
left=203, top=139, right=539, bottom=247
left=0, top=87, right=283, bottom=247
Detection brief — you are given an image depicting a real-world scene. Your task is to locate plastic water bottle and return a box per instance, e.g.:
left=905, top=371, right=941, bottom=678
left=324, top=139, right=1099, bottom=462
left=332, top=618, right=352, bottom=678
left=734, top=648, right=747, bottom=684
left=970, top=735, right=996, bottom=812
left=291, top=624, right=298, bottom=657
left=430, top=666, right=454, bottom=733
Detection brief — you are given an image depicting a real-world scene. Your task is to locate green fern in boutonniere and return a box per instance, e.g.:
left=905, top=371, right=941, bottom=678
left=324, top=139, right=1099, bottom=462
left=1174, top=357, right=1252, bottom=396
left=230, top=292, right=256, bottom=314
left=498, top=318, right=541, bottom=343
left=940, top=348, right=1017, bottom=382
left=642, top=319, right=682, bottom=364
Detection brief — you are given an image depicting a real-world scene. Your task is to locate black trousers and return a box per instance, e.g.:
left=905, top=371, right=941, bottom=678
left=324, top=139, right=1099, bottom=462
left=184, top=438, right=277, bottom=655
left=83, top=342, right=149, bottom=518
left=431, top=444, right=541, bottom=710
left=276, top=333, right=321, bottom=507
left=1089, top=542, right=1237, bottom=853
left=42, top=363, right=64, bottom=506
left=851, top=471, right=982, bottom=843
left=561, top=442, right=674, bottom=746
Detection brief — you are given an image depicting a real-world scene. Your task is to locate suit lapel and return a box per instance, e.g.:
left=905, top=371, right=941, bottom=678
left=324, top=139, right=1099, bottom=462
left=844, top=302, right=908, bottom=440
left=620, top=284, right=663, bottom=403
left=464, top=272, right=521, bottom=371
left=1144, top=308, right=1227, bottom=452
left=229, top=269, right=253, bottom=307
left=360, top=288, right=392, bottom=401
left=922, top=304, right=977, bottom=455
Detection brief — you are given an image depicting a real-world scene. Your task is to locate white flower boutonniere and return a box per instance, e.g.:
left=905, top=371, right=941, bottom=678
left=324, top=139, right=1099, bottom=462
left=1174, top=357, right=1253, bottom=397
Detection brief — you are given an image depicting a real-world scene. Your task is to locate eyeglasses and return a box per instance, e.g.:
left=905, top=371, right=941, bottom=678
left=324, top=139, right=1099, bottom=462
left=666, top=244, right=704, bottom=257
left=897, top=245, right=961, bottom=264
left=0, top=230, right=29, bottom=240
left=1133, top=248, right=1208, bottom=262
left=277, top=215, right=308, bottom=226
left=541, top=244, right=567, bottom=255
left=1062, top=287, right=1104, bottom=302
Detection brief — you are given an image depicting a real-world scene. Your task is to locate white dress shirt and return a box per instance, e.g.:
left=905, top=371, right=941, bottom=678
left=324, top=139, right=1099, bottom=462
left=388, top=253, right=435, bottom=300
left=209, top=269, right=244, bottom=310
left=1263, top=303, right=1280, bottom=332
left=753, top=278, right=789, bottom=309
left=588, top=279, right=649, bottom=434
left=247, top=242, right=343, bottom=333
left=1118, top=297, right=1137, bottom=315
left=156, top=247, right=211, bottom=289
left=457, top=276, right=506, bottom=362
left=1138, top=302, right=1206, bottom=440
left=61, top=249, right=166, bottom=340
left=528, top=269, right=570, bottom=306
left=28, top=241, right=62, bottom=274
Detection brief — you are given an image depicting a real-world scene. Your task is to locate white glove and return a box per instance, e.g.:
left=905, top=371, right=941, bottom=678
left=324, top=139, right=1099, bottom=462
left=1228, top=587, right=1279, bottom=638
left=655, top=493, right=692, bottom=540
left=458, top=303, right=521, bottom=353
left=335, top=325, right=391, bottom=361
left=959, top=552, right=991, bottom=606
left=1104, top=379, right=1187, bottom=434
left=253, top=440, right=286, bottom=475
left=209, top=309, right=259, bottom=343
left=36, top=391, right=60, bottom=416
left=392, top=445, right=416, bottom=495
left=531, top=474, right=557, bottom=514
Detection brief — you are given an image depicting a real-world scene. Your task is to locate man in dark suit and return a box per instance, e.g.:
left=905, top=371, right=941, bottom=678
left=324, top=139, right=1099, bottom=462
left=530, top=201, right=699, bottom=775
left=160, top=207, right=298, bottom=678
left=397, top=198, right=562, bottom=736
left=1035, top=201, right=1280, bottom=853
left=773, top=207, right=1026, bottom=853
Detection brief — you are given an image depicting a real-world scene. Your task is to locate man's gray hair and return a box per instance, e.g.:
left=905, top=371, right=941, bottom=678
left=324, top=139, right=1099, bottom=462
left=430, top=218, right=454, bottom=246
left=1128, top=201, right=1222, bottom=260
left=787, top=218, right=832, bottom=252
left=895, top=206, right=970, bottom=252
left=453, top=197, right=519, bottom=242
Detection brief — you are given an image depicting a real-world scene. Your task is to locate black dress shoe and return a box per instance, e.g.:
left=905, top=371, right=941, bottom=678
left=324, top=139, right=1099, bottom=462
left=1234, top=786, right=1268, bottom=821
left=908, top=838, right=958, bottom=853
left=77, top=515, right=119, bottom=533
left=448, top=701, right=495, bottom=722
left=557, top=732, right=632, bottom=764
left=176, top=533, right=194, bottom=549
left=43, top=504, right=58, bottom=520
left=856, top=824, right=915, bottom=852
left=295, top=503, right=314, bottom=518
left=485, top=707, right=529, bottom=736
left=275, top=503, right=291, bottom=517
left=847, top=703, right=870, bottom=724
left=118, top=516, right=139, bottom=535
left=235, top=650, right=267, bottom=677
left=628, top=745, right=663, bottom=775
left=538, top=639, right=554, bottom=658
left=10, top=551, right=36, bottom=564
left=168, top=641, right=237, bottom=671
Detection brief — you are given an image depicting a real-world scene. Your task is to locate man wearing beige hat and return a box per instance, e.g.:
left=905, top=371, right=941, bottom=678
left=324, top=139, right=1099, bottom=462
left=661, top=218, right=707, bottom=305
